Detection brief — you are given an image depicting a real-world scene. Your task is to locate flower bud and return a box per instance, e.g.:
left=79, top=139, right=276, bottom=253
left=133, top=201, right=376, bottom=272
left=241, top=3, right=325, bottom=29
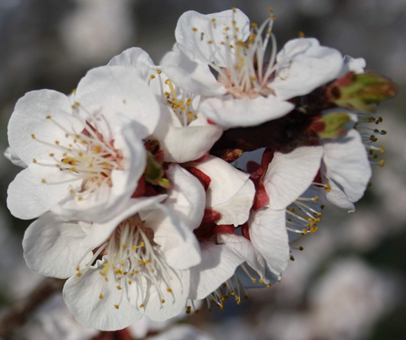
left=327, top=72, right=398, bottom=112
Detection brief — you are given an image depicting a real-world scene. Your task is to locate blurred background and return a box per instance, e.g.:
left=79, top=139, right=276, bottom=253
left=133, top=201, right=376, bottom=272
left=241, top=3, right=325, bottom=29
left=0, top=0, right=405, bottom=339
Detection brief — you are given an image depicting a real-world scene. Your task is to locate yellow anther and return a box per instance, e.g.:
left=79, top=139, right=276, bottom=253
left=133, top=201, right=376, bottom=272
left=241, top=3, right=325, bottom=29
left=251, top=22, right=257, bottom=28
left=77, top=196, right=83, bottom=201
left=379, top=147, right=385, bottom=153
left=379, top=160, right=385, bottom=167
left=194, top=309, right=200, bottom=314
left=192, top=27, right=198, bottom=32
left=140, top=304, right=145, bottom=308
left=128, top=280, right=132, bottom=284
left=167, top=288, right=172, bottom=293
left=251, top=279, right=257, bottom=283
left=76, top=272, right=82, bottom=277
left=100, top=263, right=110, bottom=276
left=302, top=229, right=308, bottom=235
left=46, top=115, right=51, bottom=119
left=41, top=179, right=46, bottom=183
left=266, top=284, right=271, bottom=288
left=269, top=7, right=274, bottom=13
left=232, top=7, right=236, bottom=13
left=161, top=299, right=165, bottom=303
left=31, top=134, right=36, bottom=139
left=32, top=158, right=37, bottom=163
left=99, top=294, right=104, bottom=299
left=71, top=105, right=76, bottom=109
left=157, top=69, right=162, bottom=74
left=117, top=286, right=122, bottom=290
left=132, top=246, right=137, bottom=250
left=259, top=279, right=265, bottom=284
left=114, top=305, right=119, bottom=309
left=150, top=74, right=155, bottom=79
left=55, top=141, right=60, bottom=145
left=325, top=184, right=331, bottom=192
left=141, top=242, right=145, bottom=247
left=122, top=244, right=127, bottom=249
left=211, top=18, right=216, bottom=22
left=237, top=300, right=241, bottom=305
left=299, top=31, right=305, bottom=38
left=290, top=255, right=295, bottom=261
left=69, top=189, right=75, bottom=194
left=313, top=196, right=319, bottom=202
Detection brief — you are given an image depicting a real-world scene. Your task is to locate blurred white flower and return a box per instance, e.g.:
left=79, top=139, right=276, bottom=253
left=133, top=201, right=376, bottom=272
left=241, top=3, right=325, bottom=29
left=309, top=258, right=400, bottom=340
left=59, top=0, right=135, bottom=65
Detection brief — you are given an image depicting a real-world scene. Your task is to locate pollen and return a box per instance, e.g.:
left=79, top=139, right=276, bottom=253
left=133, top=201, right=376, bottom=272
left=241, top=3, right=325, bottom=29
left=161, top=299, right=166, bottom=303
left=41, top=179, right=46, bottom=183
left=33, top=158, right=37, bottom=163
left=167, top=288, right=173, bottom=293
left=192, top=27, right=198, bottom=32
left=76, top=272, right=82, bottom=277
left=99, top=294, right=104, bottom=299
left=31, top=134, right=36, bottom=139
left=46, top=115, right=52, bottom=119
left=114, top=305, right=119, bottom=309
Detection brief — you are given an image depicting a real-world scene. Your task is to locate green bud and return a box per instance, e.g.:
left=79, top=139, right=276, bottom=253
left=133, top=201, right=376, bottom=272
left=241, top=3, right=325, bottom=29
left=311, top=111, right=354, bottom=139
left=328, top=72, right=398, bottom=112
left=144, top=151, right=164, bottom=185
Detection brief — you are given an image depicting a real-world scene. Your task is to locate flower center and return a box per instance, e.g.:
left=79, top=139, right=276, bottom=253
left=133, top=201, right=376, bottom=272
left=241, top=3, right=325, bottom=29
left=32, top=108, right=123, bottom=200
left=149, top=70, right=199, bottom=126
left=76, top=215, right=177, bottom=310
left=191, top=8, right=279, bottom=99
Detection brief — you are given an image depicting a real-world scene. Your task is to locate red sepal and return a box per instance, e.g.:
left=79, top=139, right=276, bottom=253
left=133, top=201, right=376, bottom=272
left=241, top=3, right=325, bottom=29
left=202, top=209, right=221, bottom=223
left=241, top=223, right=251, bottom=240
left=186, top=167, right=211, bottom=191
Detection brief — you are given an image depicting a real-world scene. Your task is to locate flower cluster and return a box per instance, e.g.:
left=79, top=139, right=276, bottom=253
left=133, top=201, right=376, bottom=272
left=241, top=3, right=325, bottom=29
left=5, top=8, right=396, bottom=331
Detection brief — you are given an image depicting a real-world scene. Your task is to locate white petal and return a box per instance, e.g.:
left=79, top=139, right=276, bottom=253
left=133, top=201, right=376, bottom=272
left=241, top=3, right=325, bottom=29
left=152, top=106, right=222, bottom=163
left=249, top=208, right=290, bottom=279
left=337, top=55, right=366, bottom=78
left=175, top=9, right=250, bottom=67
left=273, top=38, right=343, bottom=100
left=321, top=172, right=355, bottom=211
left=83, top=196, right=167, bottom=250
left=217, top=233, right=266, bottom=280
left=164, top=164, right=206, bottom=231
left=214, top=179, right=255, bottom=226
left=145, top=165, right=203, bottom=269
left=108, top=47, right=156, bottom=80
left=8, top=90, right=84, bottom=165
left=322, top=129, right=371, bottom=203
left=23, top=213, right=92, bottom=279
left=7, top=164, right=81, bottom=220
left=4, top=147, right=27, bottom=168
left=264, top=146, right=323, bottom=210
left=190, top=155, right=250, bottom=207
left=75, top=66, right=160, bottom=139
left=145, top=269, right=190, bottom=322
left=161, top=48, right=226, bottom=96
left=199, top=95, right=294, bottom=128
left=189, top=241, right=244, bottom=300
left=63, top=260, right=145, bottom=331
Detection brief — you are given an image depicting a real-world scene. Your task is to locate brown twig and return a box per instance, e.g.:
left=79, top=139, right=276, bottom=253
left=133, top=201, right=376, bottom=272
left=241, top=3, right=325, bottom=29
left=0, top=278, right=65, bottom=338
